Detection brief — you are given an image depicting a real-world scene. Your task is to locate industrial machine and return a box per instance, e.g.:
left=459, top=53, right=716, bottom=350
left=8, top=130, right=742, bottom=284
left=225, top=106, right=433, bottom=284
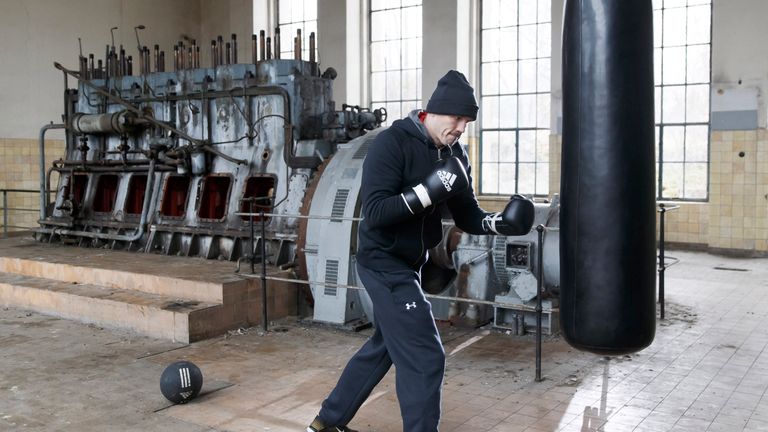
left=38, top=28, right=560, bottom=333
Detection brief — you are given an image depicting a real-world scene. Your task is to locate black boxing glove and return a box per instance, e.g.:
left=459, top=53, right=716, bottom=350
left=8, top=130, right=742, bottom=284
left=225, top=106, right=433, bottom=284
left=401, top=156, right=469, bottom=214
left=482, top=194, right=535, bottom=236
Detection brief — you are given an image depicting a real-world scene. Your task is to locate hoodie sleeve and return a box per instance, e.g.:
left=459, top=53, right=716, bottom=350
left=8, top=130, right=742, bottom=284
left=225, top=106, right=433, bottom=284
left=360, top=130, right=416, bottom=229
left=446, top=147, right=492, bottom=235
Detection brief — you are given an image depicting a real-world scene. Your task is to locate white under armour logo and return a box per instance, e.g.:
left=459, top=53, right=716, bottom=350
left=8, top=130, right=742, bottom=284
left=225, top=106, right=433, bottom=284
left=405, top=302, right=417, bottom=310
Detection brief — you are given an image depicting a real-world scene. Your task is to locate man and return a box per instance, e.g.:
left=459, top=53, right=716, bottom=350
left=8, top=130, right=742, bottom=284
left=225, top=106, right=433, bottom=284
left=307, top=70, right=534, bottom=432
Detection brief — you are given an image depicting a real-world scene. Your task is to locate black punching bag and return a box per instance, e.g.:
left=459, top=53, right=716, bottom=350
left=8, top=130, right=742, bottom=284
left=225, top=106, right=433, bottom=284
left=560, top=0, right=656, bottom=355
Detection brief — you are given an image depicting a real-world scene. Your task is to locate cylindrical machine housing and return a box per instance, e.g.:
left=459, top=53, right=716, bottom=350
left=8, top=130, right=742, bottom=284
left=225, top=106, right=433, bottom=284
left=560, top=0, right=656, bottom=355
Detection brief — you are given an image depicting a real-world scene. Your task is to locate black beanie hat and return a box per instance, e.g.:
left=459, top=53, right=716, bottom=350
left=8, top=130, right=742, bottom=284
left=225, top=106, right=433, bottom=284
left=425, top=70, right=478, bottom=120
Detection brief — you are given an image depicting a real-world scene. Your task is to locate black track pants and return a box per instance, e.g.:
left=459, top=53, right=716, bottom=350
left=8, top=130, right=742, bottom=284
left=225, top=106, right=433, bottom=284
left=318, top=262, right=446, bottom=431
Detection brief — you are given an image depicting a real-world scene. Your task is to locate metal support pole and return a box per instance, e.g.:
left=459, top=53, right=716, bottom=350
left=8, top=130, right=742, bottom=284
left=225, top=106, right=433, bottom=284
left=658, top=203, right=666, bottom=320
left=250, top=199, right=255, bottom=274
left=260, top=210, right=268, bottom=332
left=3, top=190, right=7, bottom=238
left=535, top=224, right=544, bottom=382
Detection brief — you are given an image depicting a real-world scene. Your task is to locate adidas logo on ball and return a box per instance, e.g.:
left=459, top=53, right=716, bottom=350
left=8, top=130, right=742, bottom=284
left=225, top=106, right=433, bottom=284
left=437, top=170, right=456, bottom=191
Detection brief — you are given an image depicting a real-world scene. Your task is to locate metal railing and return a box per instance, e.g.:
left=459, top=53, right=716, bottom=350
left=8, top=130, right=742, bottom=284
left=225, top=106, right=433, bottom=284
left=1, top=189, right=50, bottom=237
left=236, top=205, right=554, bottom=381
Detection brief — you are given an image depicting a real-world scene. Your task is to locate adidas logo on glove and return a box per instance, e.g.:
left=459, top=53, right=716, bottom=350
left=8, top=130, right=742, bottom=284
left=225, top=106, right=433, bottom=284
left=437, top=170, right=457, bottom=192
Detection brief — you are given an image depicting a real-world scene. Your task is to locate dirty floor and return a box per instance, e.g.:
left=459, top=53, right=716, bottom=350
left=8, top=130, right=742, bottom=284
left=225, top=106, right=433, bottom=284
left=1, top=250, right=767, bottom=432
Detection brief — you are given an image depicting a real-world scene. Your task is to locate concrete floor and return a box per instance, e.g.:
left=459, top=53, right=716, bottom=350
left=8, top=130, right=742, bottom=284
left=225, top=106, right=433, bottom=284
left=1, top=250, right=767, bottom=432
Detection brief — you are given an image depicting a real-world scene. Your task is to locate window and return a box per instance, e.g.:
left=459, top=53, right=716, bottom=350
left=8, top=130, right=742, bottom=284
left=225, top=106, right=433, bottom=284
left=370, top=0, right=422, bottom=125
left=654, top=0, right=712, bottom=200
left=479, top=0, right=551, bottom=196
left=277, top=0, right=318, bottom=60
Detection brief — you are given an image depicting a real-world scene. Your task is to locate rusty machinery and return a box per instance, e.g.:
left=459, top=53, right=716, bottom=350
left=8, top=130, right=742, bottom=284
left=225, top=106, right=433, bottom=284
left=39, top=27, right=560, bottom=333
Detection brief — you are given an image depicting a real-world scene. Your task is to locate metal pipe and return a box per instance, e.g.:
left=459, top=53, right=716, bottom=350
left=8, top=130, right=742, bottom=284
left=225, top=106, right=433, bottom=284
left=225, top=42, right=231, bottom=65
left=154, top=44, right=160, bottom=72
left=57, top=62, right=248, bottom=166
left=309, top=32, right=315, bottom=63
left=266, top=37, right=272, bottom=60
left=296, top=29, right=302, bottom=60
left=217, top=35, right=224, bottom=65
left=535, top=224, right=544, bottom=382
left=274, top=27, right=280, bottom=59
left=3, top=190, right=7, bottom=237
left=159, top=51, right=165, bottom=72
left=39, top=122, right=65, bottom=220
left=251, top=34, right=258, bottom=63
left=260, top=210, right=268, bottom=331
left=231, top=33, right=237, bottom=63
left=38, top=158, right=156, bottom=243
left=211, top=40, right=217, bottom=68
left=259, top=30, right=266, bottom=61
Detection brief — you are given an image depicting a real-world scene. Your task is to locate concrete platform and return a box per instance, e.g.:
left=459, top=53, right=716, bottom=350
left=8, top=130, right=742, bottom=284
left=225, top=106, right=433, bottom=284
left=0, top=236, right=298, bottom=343
left=1, top=249, right=767, bottom=431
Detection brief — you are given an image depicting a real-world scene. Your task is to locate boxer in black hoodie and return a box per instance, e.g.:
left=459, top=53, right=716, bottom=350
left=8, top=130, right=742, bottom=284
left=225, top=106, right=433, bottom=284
left=307, top=70, right=534, bottom=432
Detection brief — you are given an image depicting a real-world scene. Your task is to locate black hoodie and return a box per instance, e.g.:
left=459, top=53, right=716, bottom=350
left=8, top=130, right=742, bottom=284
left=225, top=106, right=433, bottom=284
left=356, top=111, right=490, bottom=271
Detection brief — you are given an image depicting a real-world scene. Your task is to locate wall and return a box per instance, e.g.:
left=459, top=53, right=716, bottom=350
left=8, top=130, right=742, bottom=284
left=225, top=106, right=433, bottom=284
left=0, top=0, right=200, bottom=233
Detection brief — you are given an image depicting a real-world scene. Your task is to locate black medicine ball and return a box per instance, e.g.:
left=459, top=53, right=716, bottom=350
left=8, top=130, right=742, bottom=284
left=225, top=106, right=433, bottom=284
left=160, top=360, right=203, bottom=404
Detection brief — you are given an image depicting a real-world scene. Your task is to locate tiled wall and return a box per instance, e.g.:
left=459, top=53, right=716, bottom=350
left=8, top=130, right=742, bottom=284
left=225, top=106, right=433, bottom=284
left=543, top=129, right=768, bottom=256
left=0, top=138, right=64, bottom=234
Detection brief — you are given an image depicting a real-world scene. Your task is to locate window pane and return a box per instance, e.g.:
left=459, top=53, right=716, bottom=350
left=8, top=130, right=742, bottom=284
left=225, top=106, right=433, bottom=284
left=662, top=162, right=684, bottom=198
left=537, top=58, right=550, bottom=92
left=518, top=94, right=536, bottom=128
left=662, top=46, right=686, bottom=85
left=519, top=25, right=537, bottom=59
left=482, top=163, right=499, bottom=194
left=402, top=5, right=421, bottom=39
left=482, top=0, right=500, bottom=29
left=518, top=59, right=537, bottom=93
left=686, top=45, right=710, bottom=84
left=482, top=131, right=500, bottom=163
left=537, top=23, right=551, bottom=58
left=371, top=72, right=386, bottom=101
left=536, top=162, right=549, bottom=195
left=684, top=163, right=708, bottom=199
left=498, top=131, right=516, bottom=162
left=654, top=48, right=662, bottom=85
left=402, top=41, right=420, bottom=69
left=662, top=86, right=686, bottom=123
left=385, top=71, right=401, bottom=100
left=291, top=0, right=303, bottom=21
left=663, top=126, right=685, bottom=162
left=653, top=10, right=663, bottom=48
left=518, top=163, right=536, bottom=194
left=538, top=0, right=551, bottom=23
left=685, top=125, right=708, bottom=162
left=499, top=27, right=518, bottom=61
left=536, top=130, right=550, bottom=162
left=519, top=130, right=536, bottom=162
left=687, top=5, right=711, bottom=44
left=499, top=163, right=517, bottom=194
left=655, top=86, right=662, bottom=123
left=518, top=0, right=537, bottom=25
left=499, top=95, right=518, bottom=128
left=371, top=42, right=386, bottom=72
left=482, top=62, right=499, bottom=95
left=482, top=29, right=500, bottom=62
left=482, top=96, right=499, bottom=129
left=402, top=69, right=419, bottom=100
left=663, top=7, right=686, bottom=46
left=536, top=93, right=550, bottom=129
left=686, top=84, right=709, bottom=123
left=499, top=0, right=517, bottom=27
left=499, top=61, right=517, bottom=94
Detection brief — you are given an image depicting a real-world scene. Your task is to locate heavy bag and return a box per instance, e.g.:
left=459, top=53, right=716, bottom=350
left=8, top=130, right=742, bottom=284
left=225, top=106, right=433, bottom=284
left=560, top=0, right=656, bottom=355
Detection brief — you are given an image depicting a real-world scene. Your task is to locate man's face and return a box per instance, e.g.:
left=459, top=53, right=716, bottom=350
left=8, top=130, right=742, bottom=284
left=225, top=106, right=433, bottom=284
left=423, top=113, right=474, bottom=147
